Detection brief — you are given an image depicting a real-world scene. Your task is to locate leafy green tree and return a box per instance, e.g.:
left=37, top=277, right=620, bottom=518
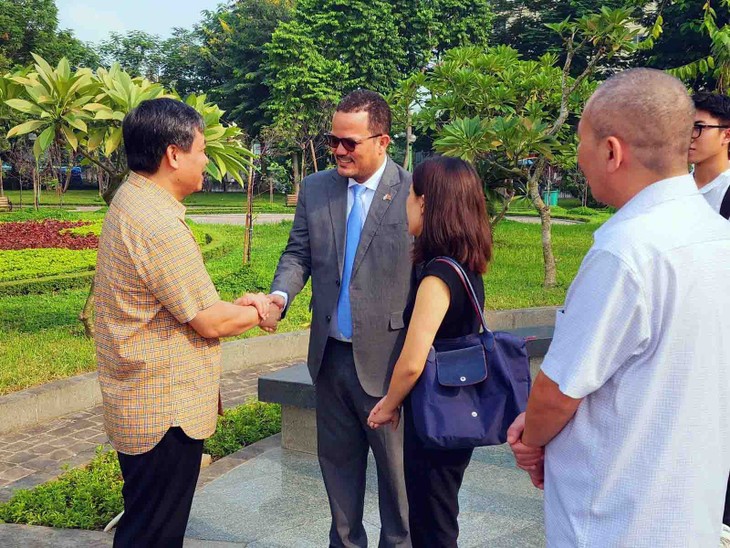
left=98, top=30, right=164, bottom=82
left=4, top=54, right=253, bottom=335
left=393, top=0, right=493, bottom=72
left=158, top=28, right=205, bottom=96
left=0, top=0, right=97, bottom=71
left=415, top=8, right=649, bottom=287
left=197, top=0, right=293, bottom=136
left=263, top=20, right=347, bottom=193
left=654, top=0, right=730, bottom=91
left=294, top=0, right=405, bottom=94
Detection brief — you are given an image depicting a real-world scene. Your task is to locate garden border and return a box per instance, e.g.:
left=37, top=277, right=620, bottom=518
left=0, top=306, right=558, bottom=436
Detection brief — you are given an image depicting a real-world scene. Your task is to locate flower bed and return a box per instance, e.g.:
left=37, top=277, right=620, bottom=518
left=0, top=220, right=99, bottom=250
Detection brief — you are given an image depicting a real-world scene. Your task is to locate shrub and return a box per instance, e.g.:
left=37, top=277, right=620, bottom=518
left=567, top=206, right=601, bottom=216
left=204, top=401, right=282, bottom=459
left=0, top=448, right=123, bottom=530
left=0, top=402, right=282, bottom=530
left=0, top=249, right=97, bottom=282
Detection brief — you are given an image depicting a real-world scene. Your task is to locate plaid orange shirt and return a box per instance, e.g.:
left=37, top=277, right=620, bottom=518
left=95, top=172, right=221, bottom=455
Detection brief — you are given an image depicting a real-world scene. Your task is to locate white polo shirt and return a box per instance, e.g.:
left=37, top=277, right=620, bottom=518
left=541, top=175, right=730, bottom=547
left=698, top=168, right=730, bottom=213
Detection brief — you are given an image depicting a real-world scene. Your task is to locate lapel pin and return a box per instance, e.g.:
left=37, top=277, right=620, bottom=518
left=383, top=193, right=392, bottom=201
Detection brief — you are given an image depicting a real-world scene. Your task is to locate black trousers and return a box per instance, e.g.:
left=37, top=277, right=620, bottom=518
left=316, top=339, right=410, bottom=548
left=403, top=400, right=473, bottom=548
left=114, top=427, right=204, bottom=548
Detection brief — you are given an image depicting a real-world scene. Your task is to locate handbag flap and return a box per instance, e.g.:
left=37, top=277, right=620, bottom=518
left=435, top=344, right=488, bottom=387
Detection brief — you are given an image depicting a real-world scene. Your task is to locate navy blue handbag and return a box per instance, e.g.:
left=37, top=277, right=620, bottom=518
left=410, top=257, right=531, bottom=450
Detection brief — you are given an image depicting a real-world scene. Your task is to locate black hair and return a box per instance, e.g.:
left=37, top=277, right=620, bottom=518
left=122, top=98, right=205, bottom=174
left=336, top=90, right=392, bottom=135
left=692, top=92, right=730, bottom=125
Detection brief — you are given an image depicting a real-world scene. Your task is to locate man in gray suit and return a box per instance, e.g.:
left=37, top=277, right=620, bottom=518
left=266, top=90, right=412, bottom=547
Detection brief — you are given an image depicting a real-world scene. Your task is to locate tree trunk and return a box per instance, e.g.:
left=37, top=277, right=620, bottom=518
left=292, top=151, right=301, bottom=195
left=33, top=168, right=39, bottom=211
left=527, top=162, right=557, bottom=288
left=79, top=278, right=95, bottom=339
left=101, top=174, right=126, bottom=205
left=309, top=140, right=319, bottom=173
left=491, top=186, right=515, bottom=227
left=243, top=162, right=254, bottom=265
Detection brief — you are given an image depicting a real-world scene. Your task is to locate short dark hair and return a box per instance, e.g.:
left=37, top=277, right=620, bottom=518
left=336, top=90, right=391, bottom=135
left=412, top=156, right=492, bottom=274
left=122, top=98, right=205, bottom=174
left=692, top=92, right=730, bottom=125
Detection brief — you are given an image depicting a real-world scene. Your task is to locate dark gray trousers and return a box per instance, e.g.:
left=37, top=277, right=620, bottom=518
left=316, top=338, right=410, bottom=548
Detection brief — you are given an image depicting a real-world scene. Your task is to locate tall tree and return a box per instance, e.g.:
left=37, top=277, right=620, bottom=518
left=98, top=30, right=164, bottom=81
left=263, top=20, right=347, bottom=192
left=294, top=0, right=405, bottom=94
left=393, top=0, right=493, bottom=72
left=197, top=0, right=293, bottom=136
left=0, top=0, right=96, bottom=71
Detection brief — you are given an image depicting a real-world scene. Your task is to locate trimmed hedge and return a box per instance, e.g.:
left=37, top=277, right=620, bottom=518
left=0, top=249, right=97, bottom=283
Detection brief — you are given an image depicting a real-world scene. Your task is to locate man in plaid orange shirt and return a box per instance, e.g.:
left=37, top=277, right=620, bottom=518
left=95, top=98, right=279, bottom=548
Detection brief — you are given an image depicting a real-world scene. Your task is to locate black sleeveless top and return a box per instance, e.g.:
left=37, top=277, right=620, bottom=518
left=403, top=260, right=485, bottom=339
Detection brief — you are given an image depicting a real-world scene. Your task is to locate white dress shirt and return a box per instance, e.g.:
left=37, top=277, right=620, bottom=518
left=274, top=158, right=388, bottom=342
left=540, top=175, right=730, bottom=547
left=698, top=168, right=730, bottom=213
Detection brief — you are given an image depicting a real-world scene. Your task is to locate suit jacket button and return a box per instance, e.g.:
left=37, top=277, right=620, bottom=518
left=335, top=280, right=340, bottom=287
left=326, top=315, right=332, bottom=322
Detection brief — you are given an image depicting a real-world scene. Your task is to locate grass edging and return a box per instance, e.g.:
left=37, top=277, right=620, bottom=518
left=0, top=401, right=281, bottom=530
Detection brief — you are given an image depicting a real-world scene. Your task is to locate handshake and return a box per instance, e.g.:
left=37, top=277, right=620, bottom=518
left=232, top=293, right=286, bottom=334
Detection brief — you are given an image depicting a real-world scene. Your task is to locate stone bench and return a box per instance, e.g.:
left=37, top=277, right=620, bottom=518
left=259, top=325, right=554, bottom=454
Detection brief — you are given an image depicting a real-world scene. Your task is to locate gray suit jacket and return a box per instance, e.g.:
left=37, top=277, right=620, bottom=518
left=271, top=157, right=413, bottom=397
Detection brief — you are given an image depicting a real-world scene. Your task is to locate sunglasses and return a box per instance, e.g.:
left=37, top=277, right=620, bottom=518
left=325, top=133, right=383, bottom=152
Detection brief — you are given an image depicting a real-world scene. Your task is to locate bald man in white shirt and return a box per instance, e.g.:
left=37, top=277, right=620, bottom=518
left=509, top=68, right=730, bottom=547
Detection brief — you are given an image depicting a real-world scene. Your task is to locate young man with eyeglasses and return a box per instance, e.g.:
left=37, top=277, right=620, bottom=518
left=267, top=90, right=412, bottom=547
left=690, top=91, right=730, bottom=546
left=689, top=92, right=730, bottom=217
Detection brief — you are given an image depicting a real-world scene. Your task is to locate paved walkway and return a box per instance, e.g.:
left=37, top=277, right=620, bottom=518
left=0, top=361, right=292, bottom=502
left=185, top=442, right=545, bottom=546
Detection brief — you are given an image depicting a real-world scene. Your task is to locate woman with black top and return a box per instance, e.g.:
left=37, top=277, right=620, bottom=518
left=367, top=156, right=493, bottom=547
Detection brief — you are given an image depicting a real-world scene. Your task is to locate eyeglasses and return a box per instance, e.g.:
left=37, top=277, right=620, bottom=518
left=325, top=133, right=383, bottom=152
left=692, top=123, right=730, bottom=139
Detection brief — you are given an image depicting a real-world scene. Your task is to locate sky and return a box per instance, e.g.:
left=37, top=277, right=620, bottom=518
left=56, top=0, right=223, bottom=44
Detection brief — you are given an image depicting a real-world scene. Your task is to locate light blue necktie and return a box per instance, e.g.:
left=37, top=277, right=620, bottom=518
left=337, top=184, right=367, bottom=339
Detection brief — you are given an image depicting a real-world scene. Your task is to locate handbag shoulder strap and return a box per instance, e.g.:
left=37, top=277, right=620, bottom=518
left=425, top=256, right=489, bottom=333
left=720, top=185, right=730, bottom=220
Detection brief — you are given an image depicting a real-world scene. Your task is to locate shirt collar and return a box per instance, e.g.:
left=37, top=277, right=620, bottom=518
left=348, top=157, right=388, bottom=193
left=698, top=168, right=730, bottom=195
left=127, top=171, right=187, bottom=221
left=596, top=174, right=698, bottom=235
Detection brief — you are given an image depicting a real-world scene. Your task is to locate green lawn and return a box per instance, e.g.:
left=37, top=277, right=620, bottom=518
left=0, top=211, right=607, bottom=395
left=1, top=189, right=292, bottom=213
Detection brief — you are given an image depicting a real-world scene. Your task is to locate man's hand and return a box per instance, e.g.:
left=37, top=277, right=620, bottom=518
left=259, top=303, right=282, bottom=333
left=507, top=412, right=545, bottom=488
left=234, top=292, right=271, bottom=320
left=257, top=293, right=285, bottom=333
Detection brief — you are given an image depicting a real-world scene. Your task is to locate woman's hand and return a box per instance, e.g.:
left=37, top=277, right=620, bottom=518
left=234, top=292, right=271, bottom=320
left=367, top=397, right=400, bottom=431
